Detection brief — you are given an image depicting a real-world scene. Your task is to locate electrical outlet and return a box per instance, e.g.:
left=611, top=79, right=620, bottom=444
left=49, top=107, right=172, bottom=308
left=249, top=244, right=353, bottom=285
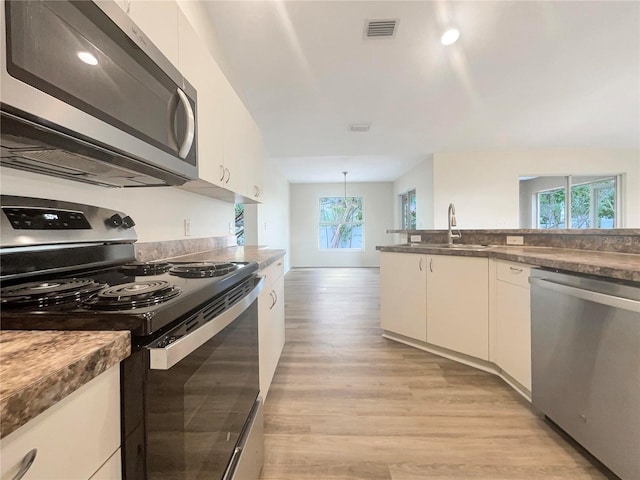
left=506, top=235, right=524, bottom=245
left=229, top=222, right=234, bottom=234
left=410, top=234, right=421, bottom=242
left=184, top=219, right=191, bottom=237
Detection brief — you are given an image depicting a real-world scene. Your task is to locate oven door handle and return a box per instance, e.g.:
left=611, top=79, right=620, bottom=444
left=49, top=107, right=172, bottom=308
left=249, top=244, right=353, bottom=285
left=147, top=276, right=265, bottom=370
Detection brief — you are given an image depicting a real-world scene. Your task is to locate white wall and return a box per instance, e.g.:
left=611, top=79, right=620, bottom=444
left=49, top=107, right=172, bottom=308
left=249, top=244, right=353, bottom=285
left=0, top=168, right=234, bottom=243
left=290, top=182, right=393, bottom=267
left=432, top=149, right=640, bottom=229
left=244, top=158, right=291, bottom=271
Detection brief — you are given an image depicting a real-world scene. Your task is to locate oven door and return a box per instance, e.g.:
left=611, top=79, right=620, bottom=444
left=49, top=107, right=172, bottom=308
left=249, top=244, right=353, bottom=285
left=143, top=277, right=264, bottom=480
left=1, top=0, right=197, bottom=183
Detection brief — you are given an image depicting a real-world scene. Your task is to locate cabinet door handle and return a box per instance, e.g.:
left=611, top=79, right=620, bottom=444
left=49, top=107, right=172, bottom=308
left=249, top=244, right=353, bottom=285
left=419, top=258, right=423, bottom=271
left=269, top=290, right=277, bottom=310
left=219, top=165, right=225, bottom=182
left=509, top=266, right=524, bottom=273
left=13, top=449, right=37, bottom=480
left=429, top=258, right=433, bottom=272
left=224, top=168, right=231, bottom=184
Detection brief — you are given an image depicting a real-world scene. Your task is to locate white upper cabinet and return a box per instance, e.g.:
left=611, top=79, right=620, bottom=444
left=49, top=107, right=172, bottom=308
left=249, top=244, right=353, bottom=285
left=114, top=0, right=179, bottom=67
left=244, top=113, right=265, bottom=202
left=177, top=9, right=225, bottom=188
left=173, top=6, right=264, bottom=202
left=221, top=84, right=249, bottom=195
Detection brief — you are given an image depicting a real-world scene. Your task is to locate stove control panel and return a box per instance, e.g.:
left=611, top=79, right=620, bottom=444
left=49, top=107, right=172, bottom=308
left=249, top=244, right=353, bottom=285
left=2, top=207, right=91, bottom=230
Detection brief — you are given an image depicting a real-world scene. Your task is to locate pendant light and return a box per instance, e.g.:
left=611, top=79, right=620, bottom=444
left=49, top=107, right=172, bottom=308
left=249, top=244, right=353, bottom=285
left=343, top=171, right=348, bottom=205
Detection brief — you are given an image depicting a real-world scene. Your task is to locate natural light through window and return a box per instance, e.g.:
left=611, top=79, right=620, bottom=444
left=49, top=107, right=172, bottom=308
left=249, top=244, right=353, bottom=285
left=400, top=189, right=416, bottom=230
left=319, top=196, right=364, bottom=249
left=526, top=176, right=618, bottom=229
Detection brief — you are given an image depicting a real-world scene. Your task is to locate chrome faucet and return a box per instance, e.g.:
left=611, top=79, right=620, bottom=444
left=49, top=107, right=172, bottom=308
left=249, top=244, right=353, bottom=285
left=447, top=203, right=461, bottom=245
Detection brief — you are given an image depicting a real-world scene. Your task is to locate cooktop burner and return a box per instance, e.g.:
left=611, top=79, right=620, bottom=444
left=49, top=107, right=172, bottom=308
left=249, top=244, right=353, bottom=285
left=84, top=280, right=181, bottom=310
left=120, top=261, right=172, bottom=276
left=169, top=262, right=238, bottom=278
left=0, top=278, right=105, bottom=308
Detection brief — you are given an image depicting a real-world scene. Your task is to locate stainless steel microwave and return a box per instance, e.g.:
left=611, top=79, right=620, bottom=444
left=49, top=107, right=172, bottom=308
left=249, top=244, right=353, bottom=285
left=0, top=0, right=197, bottom=187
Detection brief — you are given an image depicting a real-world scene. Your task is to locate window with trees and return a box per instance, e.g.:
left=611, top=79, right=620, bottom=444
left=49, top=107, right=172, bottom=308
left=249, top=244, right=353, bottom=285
left=319, top=196, right=363, bottom=249
left=400, top=189, right=416, bottom=230
left=536, top=177, right=617, bottom=229
left=234, top=203, right=245, bottom=245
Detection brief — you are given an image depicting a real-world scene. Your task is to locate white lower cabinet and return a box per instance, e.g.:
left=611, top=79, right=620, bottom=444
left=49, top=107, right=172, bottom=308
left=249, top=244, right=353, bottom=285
left=380, top=252, right=427, bottom=342
left=493, top=260, right=532, bottom=390
left=426, top=255, right=489, bottom=360
left=0, top=365, right=121, bottom=480
left=258, top=259, right=286, bottom=398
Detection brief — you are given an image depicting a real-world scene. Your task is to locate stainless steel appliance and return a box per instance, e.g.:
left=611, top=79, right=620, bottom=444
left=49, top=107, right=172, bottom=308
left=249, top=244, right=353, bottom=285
left=530, top=269, right=640, bottom=480
left=0, top=195, right=264, bottom=480
left=0, top=0, right=197, bottom=187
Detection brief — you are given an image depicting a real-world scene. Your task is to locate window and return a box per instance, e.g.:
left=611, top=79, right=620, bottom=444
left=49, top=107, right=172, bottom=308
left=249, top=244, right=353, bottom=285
left=400, top=189, right=416, bottom=230
left=533, top=176, right=618, bottom=229
left=538, top=187, right=566, bottom=228
left=319, top=196, right=363, bottom=249
left=234, top=203, right=245, bottom=246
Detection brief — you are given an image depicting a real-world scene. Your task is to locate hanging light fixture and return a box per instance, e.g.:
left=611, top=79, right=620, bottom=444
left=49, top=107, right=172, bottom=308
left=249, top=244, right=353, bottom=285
left=343, top=171, right=348, bottom=205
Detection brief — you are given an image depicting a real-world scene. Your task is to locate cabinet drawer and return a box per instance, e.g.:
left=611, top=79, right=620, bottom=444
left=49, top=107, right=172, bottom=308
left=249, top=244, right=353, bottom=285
left=496, top=260, right=531, bottom=288
left=260, top=258, right=284, bottom=290
left=0, top=365, right=120, bottom=480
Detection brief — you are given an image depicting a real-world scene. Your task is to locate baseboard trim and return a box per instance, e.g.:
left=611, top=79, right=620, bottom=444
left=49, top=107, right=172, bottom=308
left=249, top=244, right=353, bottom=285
left=382, top=331, right=531, bottom=402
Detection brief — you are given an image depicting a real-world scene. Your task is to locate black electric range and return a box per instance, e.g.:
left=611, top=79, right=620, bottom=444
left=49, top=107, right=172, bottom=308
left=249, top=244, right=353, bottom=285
left=1, top=259, right=259, bottom=339
left=0, top=195, right=265, bottom=480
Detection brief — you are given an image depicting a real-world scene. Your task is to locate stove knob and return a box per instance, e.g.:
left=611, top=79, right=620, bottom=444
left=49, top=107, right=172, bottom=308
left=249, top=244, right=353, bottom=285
left=106, top=214, right=123, bottom=228
left=122, top=215, right=136, bottom=229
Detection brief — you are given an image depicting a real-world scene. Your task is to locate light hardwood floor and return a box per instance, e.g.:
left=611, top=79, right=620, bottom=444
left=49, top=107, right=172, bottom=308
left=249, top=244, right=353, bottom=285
left=260, top=268, right=607, bottom=480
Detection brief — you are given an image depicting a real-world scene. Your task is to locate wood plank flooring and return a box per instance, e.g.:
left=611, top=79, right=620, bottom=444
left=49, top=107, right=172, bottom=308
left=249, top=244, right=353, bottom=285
left=260, top=268, right=607, bottom=480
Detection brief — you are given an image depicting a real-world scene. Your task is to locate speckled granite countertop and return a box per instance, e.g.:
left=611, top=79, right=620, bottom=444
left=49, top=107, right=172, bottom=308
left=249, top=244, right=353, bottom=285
left=0, top=330, right=130, bottom=438
left=162, top=246, right=286, bottom=270
left=377, top=244, right=640, bottom=283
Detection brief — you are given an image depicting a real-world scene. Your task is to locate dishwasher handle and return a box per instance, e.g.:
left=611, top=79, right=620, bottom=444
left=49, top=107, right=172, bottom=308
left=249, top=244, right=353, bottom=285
left=530, top=277, right=640, bottom=313
left=148, top=276, right=265, bottom=370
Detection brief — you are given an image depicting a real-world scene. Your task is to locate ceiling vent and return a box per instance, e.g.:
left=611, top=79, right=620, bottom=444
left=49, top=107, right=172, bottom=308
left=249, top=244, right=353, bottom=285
left=364, top=19, right=398, bottom=38
left=349, top=123, right=370, bottom=132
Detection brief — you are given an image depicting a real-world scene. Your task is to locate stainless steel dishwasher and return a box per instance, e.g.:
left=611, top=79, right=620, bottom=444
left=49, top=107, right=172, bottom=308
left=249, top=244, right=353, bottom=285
left=529, top=269, right=640, bottom=480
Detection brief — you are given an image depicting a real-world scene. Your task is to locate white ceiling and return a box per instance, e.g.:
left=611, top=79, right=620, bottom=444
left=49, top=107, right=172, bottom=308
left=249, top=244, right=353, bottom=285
left=204, top=1, right=640, bottom=183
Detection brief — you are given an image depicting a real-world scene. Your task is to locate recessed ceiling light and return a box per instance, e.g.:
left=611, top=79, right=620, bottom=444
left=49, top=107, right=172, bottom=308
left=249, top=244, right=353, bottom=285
left=77, top=51, right=98, bottom=66
left=440, top=28, right=460, bottom=46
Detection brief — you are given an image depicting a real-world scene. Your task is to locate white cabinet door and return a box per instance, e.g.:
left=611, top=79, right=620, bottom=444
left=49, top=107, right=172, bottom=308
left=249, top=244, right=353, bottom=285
left=426, top=255, right=489, bottom=360
left=494, top=261, right=532, bottom=390
left=258, top=261, right=286, bottom=398
left=128, top=0, right=179, bottom=67
left=222, top=86, right=249, bottom=195
left=177, top=10, right=225, bottom=187
left=380, top=252, right=427, bottom=342
left=270, top=276, right=286, bottom=381
left=244, top=118, right=265, bottom=202
left=0, top=366, right=121, bottom=480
